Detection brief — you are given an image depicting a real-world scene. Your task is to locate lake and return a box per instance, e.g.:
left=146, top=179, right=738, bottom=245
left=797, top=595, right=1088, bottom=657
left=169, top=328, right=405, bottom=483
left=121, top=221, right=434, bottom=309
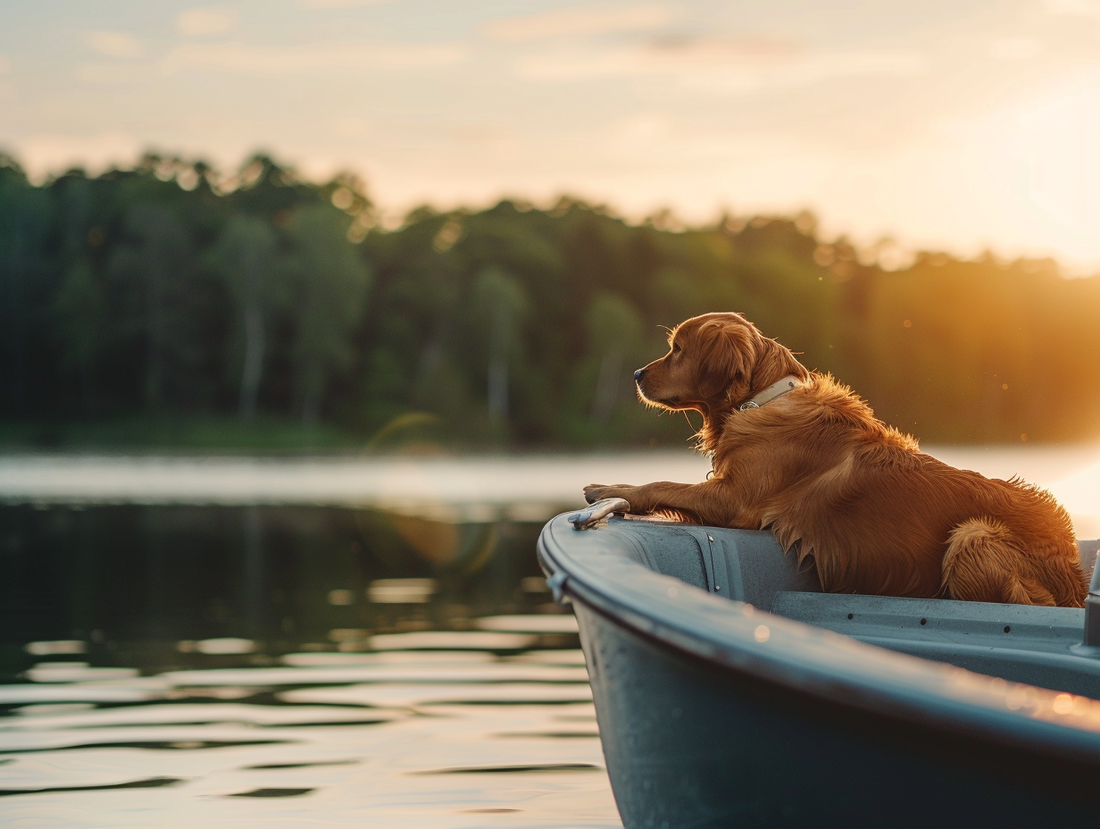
left=1, top=447, right=1099, bottom=827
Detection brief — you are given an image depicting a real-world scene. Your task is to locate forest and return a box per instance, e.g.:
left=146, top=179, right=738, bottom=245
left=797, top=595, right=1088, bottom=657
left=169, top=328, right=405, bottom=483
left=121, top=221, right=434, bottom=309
left=1, top=151, right=1098, bottom=451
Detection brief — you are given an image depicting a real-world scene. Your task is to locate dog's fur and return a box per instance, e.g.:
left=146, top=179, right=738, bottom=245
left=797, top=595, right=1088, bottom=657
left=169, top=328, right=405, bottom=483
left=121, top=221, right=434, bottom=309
left=584, top=312, right=1087, bottom=606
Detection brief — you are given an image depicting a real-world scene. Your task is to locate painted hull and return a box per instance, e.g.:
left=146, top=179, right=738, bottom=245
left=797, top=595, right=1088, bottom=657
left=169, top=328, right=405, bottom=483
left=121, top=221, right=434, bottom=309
left=537, top=512, right=1100, bottom=828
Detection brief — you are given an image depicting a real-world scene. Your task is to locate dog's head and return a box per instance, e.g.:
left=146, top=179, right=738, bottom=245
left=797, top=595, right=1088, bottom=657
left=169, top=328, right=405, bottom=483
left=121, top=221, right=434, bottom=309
left=634, top=312, right=808, bottom=417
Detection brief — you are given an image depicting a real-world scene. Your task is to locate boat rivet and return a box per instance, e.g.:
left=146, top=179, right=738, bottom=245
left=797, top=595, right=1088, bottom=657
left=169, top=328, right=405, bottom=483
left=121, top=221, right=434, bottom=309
left=707, top=535, right=714, bottom=542
left=715, top=585, right=720, bottom=591
left=1004, top=625, right=1011, bottom=633
left=920, top=618, right=927, bottom=625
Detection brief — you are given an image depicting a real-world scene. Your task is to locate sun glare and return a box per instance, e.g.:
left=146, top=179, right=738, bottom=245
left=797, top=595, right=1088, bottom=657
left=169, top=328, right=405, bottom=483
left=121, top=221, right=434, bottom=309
left=994, top=72, right=1100, bottom=265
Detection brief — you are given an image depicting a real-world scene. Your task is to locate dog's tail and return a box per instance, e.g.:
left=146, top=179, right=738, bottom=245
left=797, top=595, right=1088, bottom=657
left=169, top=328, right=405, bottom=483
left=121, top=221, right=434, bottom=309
left=941, top=517, right=1087, bottom=607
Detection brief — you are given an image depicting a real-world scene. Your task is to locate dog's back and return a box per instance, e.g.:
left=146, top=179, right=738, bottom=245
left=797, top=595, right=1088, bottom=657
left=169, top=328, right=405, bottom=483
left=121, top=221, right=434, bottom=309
left=758, top=376, right=1086, bottom=605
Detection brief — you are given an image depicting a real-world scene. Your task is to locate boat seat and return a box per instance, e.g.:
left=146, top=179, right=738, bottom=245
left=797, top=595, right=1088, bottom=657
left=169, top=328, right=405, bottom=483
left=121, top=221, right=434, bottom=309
left=772, top=590, right=1100, bottom=697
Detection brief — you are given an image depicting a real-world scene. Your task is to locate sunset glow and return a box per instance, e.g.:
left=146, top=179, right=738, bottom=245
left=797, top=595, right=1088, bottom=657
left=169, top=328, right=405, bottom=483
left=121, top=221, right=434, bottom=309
left=2, top=1, right=1100, bottom=269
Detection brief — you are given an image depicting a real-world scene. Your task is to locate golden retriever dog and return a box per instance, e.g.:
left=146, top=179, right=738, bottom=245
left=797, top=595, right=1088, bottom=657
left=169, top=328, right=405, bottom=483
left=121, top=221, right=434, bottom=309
left=583, top=312, right=1087, bottom=607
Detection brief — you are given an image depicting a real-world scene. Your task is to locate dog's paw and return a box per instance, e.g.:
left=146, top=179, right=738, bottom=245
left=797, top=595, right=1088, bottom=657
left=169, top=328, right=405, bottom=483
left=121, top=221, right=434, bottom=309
left=584, top=484, right=627, bottom=504
left=569, top=497, right=631, bottom=530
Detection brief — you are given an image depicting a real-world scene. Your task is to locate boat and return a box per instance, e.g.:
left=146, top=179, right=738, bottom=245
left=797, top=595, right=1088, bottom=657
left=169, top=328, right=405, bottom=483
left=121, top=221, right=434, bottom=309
left=537, top=500, right=1100, bottom=828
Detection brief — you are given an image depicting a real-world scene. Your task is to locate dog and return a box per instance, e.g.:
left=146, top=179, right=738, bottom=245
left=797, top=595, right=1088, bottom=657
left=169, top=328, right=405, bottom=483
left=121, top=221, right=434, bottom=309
left=583, top=312, right=1087, bottom=607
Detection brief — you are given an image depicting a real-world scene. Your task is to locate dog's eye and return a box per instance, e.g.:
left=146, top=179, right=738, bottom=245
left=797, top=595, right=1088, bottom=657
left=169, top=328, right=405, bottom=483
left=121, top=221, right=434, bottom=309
left=671, top=342, right=681, bottom=354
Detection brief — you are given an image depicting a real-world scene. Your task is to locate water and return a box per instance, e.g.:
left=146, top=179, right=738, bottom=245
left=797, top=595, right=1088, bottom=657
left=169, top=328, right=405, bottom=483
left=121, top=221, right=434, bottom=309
left=2, top=448, right=1099, bottom=827
left=0, top=503, right=620, bottom=827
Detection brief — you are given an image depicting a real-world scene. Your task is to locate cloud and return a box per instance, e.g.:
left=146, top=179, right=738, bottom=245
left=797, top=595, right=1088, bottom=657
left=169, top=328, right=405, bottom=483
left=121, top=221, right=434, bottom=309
left=333, top=115, right=372, bottom=138
left=602, top=113, right=803, bottom=171
left=1045, top=0, right=1100, bottom=19
left=74, top=63, right=148, bottom=85
left=989, top=37, right=1043, bottom=61
left=516, top=36, right=795, bottom=81
left=612, top=112, right=671, bottom=143
left=516, top=37, right=926, bottom=93
left=295, top=0, right=398, bottom=8
left=82, top=31, right=145, bottom=59
left=162, top=40, right=467, bottom=75
left=482, top=5, right=670, bottom=42
left=177, top=9, right=238, bottom=36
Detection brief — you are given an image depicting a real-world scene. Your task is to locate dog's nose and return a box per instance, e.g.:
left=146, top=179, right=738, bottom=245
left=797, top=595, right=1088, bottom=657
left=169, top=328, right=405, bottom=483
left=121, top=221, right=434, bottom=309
left=634, top=368, right=646, bottom=384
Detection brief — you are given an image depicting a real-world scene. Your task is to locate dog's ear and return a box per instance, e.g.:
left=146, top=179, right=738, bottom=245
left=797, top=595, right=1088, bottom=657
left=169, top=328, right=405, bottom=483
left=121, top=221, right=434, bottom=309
left=697, top=318, right=757, bottom=397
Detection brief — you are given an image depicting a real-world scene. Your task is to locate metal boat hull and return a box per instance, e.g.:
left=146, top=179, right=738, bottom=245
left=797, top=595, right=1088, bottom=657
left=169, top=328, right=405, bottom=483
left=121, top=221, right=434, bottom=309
left=539, top=512, right=1100, bottom=827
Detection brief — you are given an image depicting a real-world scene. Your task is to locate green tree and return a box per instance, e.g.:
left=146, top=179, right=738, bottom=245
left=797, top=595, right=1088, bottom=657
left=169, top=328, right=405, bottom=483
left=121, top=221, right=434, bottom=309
left=108, top=203, right=195, bottom=411
left=0, top=156, right=51, bottom=415
left=470, top=266, right=530, bottom=426
left=51, top=259, right=108, bottom=417
left=585, top=291, right=644, bottom=423
left=47, top=171, right=105, bottom=417
left=281, top=204, right=372, bottom=424
left=207, top=215, right=279, bottom=421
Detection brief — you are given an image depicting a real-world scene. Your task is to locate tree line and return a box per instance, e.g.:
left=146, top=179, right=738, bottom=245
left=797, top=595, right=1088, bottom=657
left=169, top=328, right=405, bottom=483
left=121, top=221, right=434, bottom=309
left=1, top=151, right=1098, bottom=449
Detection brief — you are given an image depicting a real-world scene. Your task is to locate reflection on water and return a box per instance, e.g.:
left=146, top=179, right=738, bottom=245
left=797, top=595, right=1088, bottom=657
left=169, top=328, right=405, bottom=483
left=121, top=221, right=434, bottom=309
left=0, top=505, right=557, bottom=661
left=0, top=504, right=621, bottom=827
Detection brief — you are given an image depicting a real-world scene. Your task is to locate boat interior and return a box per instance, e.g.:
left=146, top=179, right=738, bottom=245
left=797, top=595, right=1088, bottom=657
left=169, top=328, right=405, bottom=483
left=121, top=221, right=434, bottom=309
left=586, top=515, right=1100, bottom=699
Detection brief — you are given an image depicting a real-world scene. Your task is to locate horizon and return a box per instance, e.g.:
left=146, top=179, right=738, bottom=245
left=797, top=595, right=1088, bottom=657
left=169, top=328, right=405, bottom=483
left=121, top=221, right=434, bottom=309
left=3, top=1, right=1100, bottom=272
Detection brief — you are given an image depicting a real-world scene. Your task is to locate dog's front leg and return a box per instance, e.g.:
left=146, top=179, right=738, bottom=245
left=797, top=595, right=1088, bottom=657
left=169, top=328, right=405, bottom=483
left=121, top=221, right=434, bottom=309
left=583, top=480, right=738, bottom=528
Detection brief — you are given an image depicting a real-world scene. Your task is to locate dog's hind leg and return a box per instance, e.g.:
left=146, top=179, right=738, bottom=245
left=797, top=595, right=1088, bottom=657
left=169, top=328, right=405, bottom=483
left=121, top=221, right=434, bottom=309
left=941, top=518, right=1057, bottom=606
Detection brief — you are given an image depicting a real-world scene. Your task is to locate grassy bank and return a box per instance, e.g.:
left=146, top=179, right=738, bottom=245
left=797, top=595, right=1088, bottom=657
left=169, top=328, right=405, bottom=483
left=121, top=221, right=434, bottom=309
left=0, top=416, right=364, bottom=454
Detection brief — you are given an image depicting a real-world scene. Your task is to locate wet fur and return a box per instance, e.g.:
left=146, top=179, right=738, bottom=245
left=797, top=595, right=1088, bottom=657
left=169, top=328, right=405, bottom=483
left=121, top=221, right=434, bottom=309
left=584, top=312, right=1087, bottom=606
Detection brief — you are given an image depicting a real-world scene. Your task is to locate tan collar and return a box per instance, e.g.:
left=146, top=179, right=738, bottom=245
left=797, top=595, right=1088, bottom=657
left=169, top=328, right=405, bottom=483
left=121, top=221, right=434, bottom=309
left=738, top=376, right=801, bottom=411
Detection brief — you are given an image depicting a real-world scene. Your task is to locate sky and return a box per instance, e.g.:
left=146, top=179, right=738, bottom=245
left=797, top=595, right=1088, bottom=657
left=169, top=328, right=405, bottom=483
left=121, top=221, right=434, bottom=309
left=2, top=0, right=1100, bottom=271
